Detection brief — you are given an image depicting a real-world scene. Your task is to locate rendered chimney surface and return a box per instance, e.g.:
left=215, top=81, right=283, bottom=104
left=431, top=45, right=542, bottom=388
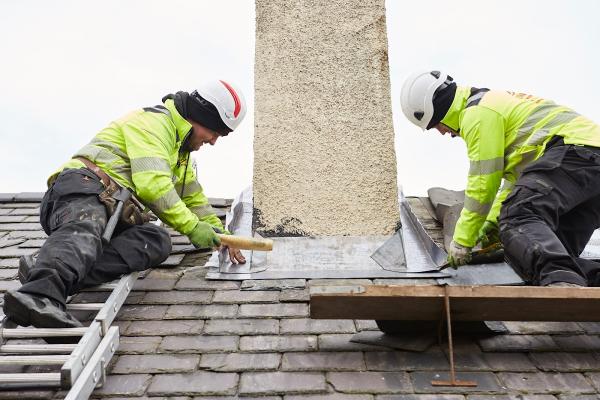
left=253, top=0, right=400, bottom=236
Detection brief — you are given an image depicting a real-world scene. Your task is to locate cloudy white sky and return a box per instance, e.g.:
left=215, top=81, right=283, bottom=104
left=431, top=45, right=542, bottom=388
left=1, top=0, right=599, bottom=198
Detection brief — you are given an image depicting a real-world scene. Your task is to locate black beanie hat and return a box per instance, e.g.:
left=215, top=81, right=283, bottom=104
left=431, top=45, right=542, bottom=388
left=426, top=72, right=457, bottom=129
left=162, top=91, right=232, bottom=136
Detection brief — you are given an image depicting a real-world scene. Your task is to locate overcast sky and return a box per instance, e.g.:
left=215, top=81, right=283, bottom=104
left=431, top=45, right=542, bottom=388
left=1, top=1, right=599, bottom=198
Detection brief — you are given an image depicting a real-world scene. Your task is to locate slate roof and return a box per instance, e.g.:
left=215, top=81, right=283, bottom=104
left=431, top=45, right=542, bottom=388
left=2, top=193, right=600, bottom=399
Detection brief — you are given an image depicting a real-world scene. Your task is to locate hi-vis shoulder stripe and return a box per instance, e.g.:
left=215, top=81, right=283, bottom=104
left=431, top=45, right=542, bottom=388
left=506, top=103, right=579, bottom=155
left=143, top=105, right=171, bottom=117
left=189, top=204, right=215, bottom=218
left=131, top=157, right=171, bottom=173
left=464, top=195, right=493, bottom=216
left=148, top=188, right=180, bottom=213
left=469, top=157, right=504, bottom=175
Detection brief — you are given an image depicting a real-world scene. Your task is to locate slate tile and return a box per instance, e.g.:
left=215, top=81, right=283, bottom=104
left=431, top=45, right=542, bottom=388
left=7, top=230, right=47, bottom=239
left=282, top=351, right=365, bottom=371
left=578, top=322, right=600, bottom=335
left=176, top=276, right=241, bottom=290
left=0, top=223, right=42, bottom=231
left=0, top=258, right=18, bottom=268
left=503, top=322, right=583, bottom=335
left=14, top=193, right=43, bottom=202
left=365, top=350, right=448, bottom=371
left=239, top=303, right=308, bottom=318
left=164, top=304, right=238, bottom=319
left=0, top=269, right=17, bottom=280
left=213, top=290, right=280, bottom=303
left=18, top=239, right=45, bottom=248
left=0, top=202, right=39, bottom=208
left=0, top=237, right=26, bottom=248
left=239, top=371, right=326, bottom=396
left=125, top=320, right=205, bottom=336
left=553, top=335, right=600, bottom=352
left=0, top=390, right=54, bottom=399
left=530, top=352, right=600, bottom=372
left=159, top=254, right=185, bottom=267
left=280, top=288, right=310, bottom=302
left=141, top=290, right=213, bottom=304
left=116, top=336, right=161, bottom=354
left=288, top=394, right=373, bottom=400
left=498, top=372, right=595, bottom=394
left=328, top=371, right=412, bottom=394
left=200, top=352, right=281, bottom=371
left=0, top=216, right=26, bottom=223
left=241, top=279, right=306, bottom=291
left=585, top=371, right=600, bottom=391
left=467, top=396, right=557, bottom=400
left=378, top=396, right=465, bottom=400
left=557, top=395, right=599, bottom=400
left=116, top=305, right=168, bottom=320
left=319, top=334, right=389, bottom=351
left=479, top=335, right=559, bottom=352
left=351, top=331, right=435, bottom=352
left=0, top=280, right=20, bottom=291
left=91, top=373, right=152, bottom=397
left=9, top=207, right=40, bottom=216
left=411, top=372, right=502, bottom=394
left=204, top=319, right=279, bottom=335
left=280, top=318, right=356, bottom=334
left=0, top=247, right=38, bottom=258
left=133, top=278, right=178, bottom=291
left=160, top=335, right=238, bottom=353
left=482, top=353, right=538, bottom=372
left=111, top=354, right=199, bottom=374
left=147, top=372, right=238, bottom=396
left=356, top=320, right=380, bottom=331
left=240, top=335, right=317, bottom=352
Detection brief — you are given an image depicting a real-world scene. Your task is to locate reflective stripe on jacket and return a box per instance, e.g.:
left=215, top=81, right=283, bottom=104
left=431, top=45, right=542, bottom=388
left=51, top=99, right=223, bottom=236
left=442, top=87, right=600, bottom=247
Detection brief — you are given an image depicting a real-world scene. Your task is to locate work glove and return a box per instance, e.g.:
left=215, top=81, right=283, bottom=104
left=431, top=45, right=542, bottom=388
left=447, top=240, right=472, bottom=269
left=188, top=221, right=221, bottom=249
left=477, top=220, right=500, bottom=249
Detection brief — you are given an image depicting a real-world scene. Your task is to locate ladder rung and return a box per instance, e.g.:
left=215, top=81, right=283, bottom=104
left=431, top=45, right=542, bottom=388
left=0, top=355, right=68, bottom=365
left=66, top=303, right=104, bottom=311
left=0, top=344, right=77, bottom=354
left=0, top=372, right=61, bottom=386
left=1, top=327, right=87, bottom=339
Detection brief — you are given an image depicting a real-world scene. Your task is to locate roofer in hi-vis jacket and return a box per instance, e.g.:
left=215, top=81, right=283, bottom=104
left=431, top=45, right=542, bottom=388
left=401, top=70, right=600, bottom=287
left=3, top=80, right=247, bottom=328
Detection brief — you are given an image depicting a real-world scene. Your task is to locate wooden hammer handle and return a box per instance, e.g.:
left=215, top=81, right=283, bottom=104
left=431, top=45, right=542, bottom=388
left=217, top=234, right=273, bottom=251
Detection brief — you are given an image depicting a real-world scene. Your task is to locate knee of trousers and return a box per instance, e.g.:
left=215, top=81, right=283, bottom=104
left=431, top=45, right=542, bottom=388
left=112, top=223, right=172, bottom=269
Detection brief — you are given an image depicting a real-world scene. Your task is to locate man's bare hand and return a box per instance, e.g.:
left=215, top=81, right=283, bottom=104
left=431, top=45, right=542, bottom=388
left=226, top=246, right=246, bottom=264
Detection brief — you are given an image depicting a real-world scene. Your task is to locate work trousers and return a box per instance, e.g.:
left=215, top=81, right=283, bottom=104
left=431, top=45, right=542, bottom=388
left=499, top=139, right=600, bottom=286
left=18, top=168, right=171, bottom=307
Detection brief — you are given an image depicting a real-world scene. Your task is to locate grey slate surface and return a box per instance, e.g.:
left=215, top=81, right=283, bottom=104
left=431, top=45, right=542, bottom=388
left=0, top=194, right=600, bottom=399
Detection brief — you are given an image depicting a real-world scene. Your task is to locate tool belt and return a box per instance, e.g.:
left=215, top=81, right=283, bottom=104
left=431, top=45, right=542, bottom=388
left=74, top=157, right=152, bottom=226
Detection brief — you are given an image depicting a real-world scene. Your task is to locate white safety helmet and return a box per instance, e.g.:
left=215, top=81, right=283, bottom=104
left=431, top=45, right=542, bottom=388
left=194, top=80, right=247, bottom=132
left=400, top=70, right=453, bottom=130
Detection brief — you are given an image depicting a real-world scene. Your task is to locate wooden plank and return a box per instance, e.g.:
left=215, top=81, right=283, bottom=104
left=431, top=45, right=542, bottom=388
left=310, top=284, right=600, bottom=322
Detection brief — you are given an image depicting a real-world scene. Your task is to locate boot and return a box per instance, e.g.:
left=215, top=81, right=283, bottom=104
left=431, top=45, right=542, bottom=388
left=3, top=290, right=82, bottom=328
left=18, top=255, right=34, bottom=284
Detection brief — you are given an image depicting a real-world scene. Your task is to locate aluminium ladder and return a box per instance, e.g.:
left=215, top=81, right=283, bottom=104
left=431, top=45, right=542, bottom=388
left=0, top=271, right=138, bottom=399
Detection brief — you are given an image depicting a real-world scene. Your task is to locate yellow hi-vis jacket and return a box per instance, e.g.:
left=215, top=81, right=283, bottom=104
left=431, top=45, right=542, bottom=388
left=52, top=99, right=224, bottom=236
left=443, top=86, right=600, bottom=248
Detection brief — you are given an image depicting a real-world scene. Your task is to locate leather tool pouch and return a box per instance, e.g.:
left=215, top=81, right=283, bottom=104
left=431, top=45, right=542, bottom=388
left=98, top=180, right=151, bottom=226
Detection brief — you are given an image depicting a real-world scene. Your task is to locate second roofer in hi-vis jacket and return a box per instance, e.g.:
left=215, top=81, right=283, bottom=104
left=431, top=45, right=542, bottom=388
left=3, top=80, right=247, bottom=328
left=400, top=70, right=600, bottom=288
